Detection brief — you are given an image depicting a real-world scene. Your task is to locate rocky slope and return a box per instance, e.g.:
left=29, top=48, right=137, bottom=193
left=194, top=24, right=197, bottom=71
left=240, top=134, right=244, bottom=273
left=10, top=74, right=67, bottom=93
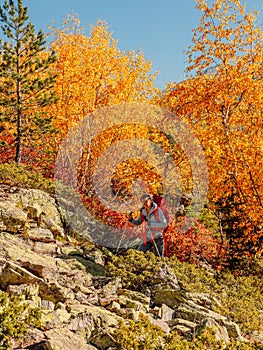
left=0, top=184, right=250, bottom=349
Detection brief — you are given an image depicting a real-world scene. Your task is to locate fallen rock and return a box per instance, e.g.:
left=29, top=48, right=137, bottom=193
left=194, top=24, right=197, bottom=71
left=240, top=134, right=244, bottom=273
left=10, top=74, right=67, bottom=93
left=45, top=327, right=92, bottom=350
left=185, top=292, right=221, bottom=310
left=0, top=233, right=58, bottom=279
left=40, top=308, right=72, bottom=330
left=0, top=261, right=42, bottom=289
left=0, top=200, right=27, bottom=232
left=168, top=317, right=198, bottom=331
left=38, top=280, right=74, bottom=304
left=195, top=318, right=230, bottom=343
left=0, top=185, right=250, bottom=348
left=175, top=301, right=227, bottom=323
left=67, top=304, right=122, bottom=331
left=154, top=289, right=186, bottom=308
left=150, top=318, right=170, bottom=334
left=101, top=277, right=122, bottom=296
left=223, top=320, right=246, bottom=341
left=117, top=288, right=150, bottom=306
left=26, top=228, right=55, bottom=243
left=158, top=303, right=175, bottom=321
left=150, top=262, right=180, bottom=291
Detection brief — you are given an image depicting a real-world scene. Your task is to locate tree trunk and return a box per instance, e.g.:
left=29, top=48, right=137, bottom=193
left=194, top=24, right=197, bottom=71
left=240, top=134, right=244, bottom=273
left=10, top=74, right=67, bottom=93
left=15, top=70, right=22, bottom=164
left=15, top=108, right=22, bottom=164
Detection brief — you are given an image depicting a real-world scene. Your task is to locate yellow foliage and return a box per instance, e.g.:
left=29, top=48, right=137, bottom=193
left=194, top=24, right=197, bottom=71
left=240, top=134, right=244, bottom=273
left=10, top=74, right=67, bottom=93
left=157, top=0, right=263, bottom=257
left=48, top=17, right=158, bottom=139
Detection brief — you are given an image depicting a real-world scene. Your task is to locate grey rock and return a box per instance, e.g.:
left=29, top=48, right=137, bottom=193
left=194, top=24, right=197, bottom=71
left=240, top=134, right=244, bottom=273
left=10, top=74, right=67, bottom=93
left=195, top=318, right=230, bottom=343
left=41, top=300, right=55, bottom=310
left=45, top=327, right=91, bottom=350
left=186, top=292, right=221, bottom=310
left=117, top=288, right=150, bottom=305
left=27, top=227, right=55, bottom=243
left=0, top=200, right=27, bottom=232
left=158, top=303, right=175, bottom=321
left=154, top=289, right=186, bottom=308
left=150, top=262, right=180, bottom=291
left=0, top=261, right=42, bottom=289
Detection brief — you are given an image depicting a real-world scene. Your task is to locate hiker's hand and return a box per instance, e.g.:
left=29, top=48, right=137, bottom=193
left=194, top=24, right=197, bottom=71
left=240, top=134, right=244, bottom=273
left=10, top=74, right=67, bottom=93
left=128, top=212, right=133, bottom=222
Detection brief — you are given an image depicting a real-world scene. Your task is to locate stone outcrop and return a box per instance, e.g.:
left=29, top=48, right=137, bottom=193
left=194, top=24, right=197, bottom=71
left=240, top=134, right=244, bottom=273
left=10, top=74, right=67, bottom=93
left=0, top=185, right=255, bottom=349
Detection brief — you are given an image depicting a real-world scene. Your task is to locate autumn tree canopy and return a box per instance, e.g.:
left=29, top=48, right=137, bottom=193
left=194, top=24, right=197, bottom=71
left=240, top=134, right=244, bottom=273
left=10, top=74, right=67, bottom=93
left=48, top=17, right=158, bottom=139
left=1, top=0, right=263, bottom=265
left=158, top=0, right=263, bottom=261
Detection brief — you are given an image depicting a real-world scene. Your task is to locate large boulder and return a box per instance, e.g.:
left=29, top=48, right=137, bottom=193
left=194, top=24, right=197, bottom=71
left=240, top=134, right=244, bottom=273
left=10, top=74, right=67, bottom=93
left=0, top=261, right=42, bottom=289
left=45, top=328, right=93, bottom=350
left=175, top=300, right=228, bottom=323
left=0, top=200, right=27, bottom=232
left=154, top=289, right=186, bottom=308
left=0, top=233, right=58, bottom=279
left=0, top=186, right=64, bottom=237
left=66, top=304, right=122, bottom=349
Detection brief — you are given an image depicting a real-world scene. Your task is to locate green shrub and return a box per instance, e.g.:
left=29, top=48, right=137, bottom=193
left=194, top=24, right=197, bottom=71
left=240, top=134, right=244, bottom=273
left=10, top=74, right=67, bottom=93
left=105, top=249, right=162, bottom=290
left=114, top=315, right=263, bottom=350
left=0, top=291, right=41, bottom=350
left=114, top=313, right=164, bottom=350
left=164, top=327, right=226, bottom=350
left=0, top=162, right=54, bottom=194
left=107, top=251, right=263, bottom=339
left=168, top=257, right=263, bottom=336
left=226, top=340, right=263, bottom=350
left=115, top=317, right=225, bottom=350
left=167, top=256, right=220, bottom=294
left=214, top=272, right=263, bottom=335
left=198, top=207, right=220, bottom=235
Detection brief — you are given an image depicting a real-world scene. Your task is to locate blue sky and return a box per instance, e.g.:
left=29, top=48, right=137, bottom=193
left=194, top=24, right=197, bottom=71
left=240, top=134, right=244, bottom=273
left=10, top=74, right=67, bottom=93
left=3, top=1, right=263, bottom=88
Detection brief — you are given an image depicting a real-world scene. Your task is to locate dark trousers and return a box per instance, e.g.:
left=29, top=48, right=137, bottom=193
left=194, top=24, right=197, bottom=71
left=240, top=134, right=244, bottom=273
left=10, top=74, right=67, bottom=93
left=138, top=236, right=164, bottom=257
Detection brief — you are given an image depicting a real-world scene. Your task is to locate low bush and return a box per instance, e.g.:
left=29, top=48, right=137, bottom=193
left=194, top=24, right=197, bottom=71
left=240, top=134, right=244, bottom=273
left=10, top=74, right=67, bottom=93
left=0, top=162, right=54, bottom=194
left=0, top=291, right=41, bottom=350
left=105, top=249, right=162, bottom=290
left=215, top=272, right=263, bottom=335
left=114, top=313, right=164, bottom=350
left=107, top=251, right=263, bottom=341
left=167, top=256, right=220, bottom=293
left=114, top=313, right=263, bottom=349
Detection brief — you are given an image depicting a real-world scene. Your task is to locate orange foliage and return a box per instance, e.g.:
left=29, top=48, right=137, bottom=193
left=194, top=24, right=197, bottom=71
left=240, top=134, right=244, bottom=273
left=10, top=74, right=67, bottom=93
left=48, top=17, right=158, bottom=140
left=76, top=121, right=194, bottom=235
left=158, top=0, right=263, bottom=260
left=2, top=6, right=249, bottom=264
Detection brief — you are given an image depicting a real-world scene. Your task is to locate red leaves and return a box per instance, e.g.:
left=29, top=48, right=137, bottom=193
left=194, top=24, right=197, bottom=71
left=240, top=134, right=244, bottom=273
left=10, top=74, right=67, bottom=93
left=165, top=217, right=228, bottom=268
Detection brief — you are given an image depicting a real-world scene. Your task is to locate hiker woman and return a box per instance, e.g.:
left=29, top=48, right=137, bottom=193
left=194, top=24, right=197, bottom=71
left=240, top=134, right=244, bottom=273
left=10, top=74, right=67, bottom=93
left=128, top=194, right=167, bottom=257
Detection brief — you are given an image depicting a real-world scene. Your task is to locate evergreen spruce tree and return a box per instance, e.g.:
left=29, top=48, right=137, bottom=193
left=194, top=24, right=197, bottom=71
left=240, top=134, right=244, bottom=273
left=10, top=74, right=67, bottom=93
left=0, top=0, right=57, bottom=164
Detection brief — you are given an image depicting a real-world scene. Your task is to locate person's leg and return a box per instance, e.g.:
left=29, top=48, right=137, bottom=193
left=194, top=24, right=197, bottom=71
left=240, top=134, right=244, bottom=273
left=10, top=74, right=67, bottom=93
left=153, top=236, right=164, bottom=257
left=137, top=240, right=152, bottom=253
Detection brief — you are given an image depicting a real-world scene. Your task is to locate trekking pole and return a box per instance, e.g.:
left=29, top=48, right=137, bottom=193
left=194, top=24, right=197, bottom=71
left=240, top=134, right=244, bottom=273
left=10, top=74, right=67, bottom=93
left=146, top=225, right=162, bottom=258
left=116, top=199, right=134, bottom=254
left=116, top=220, right=129, bottom=253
